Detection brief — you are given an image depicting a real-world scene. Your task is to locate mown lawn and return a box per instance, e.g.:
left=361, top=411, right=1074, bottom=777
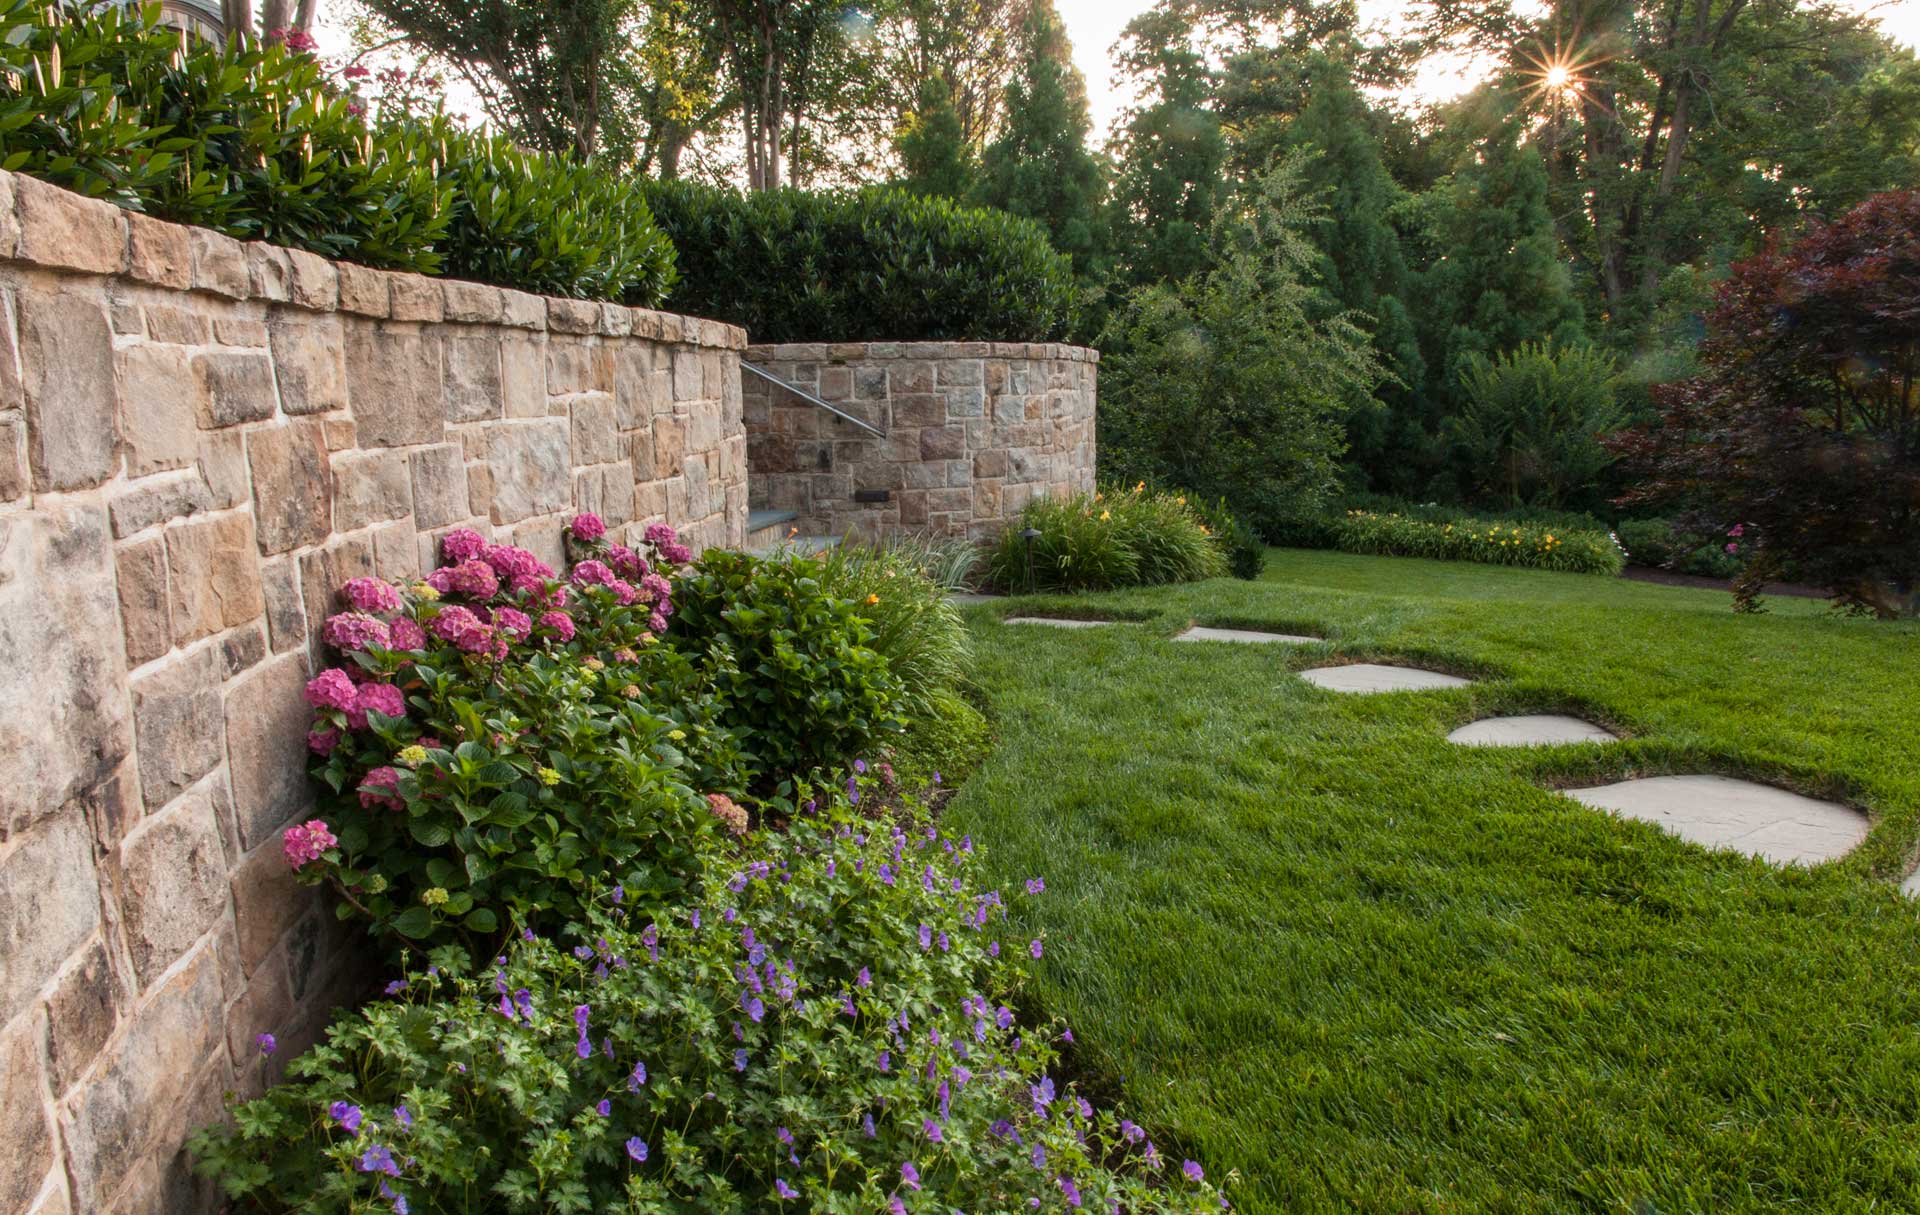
left=947, top=549, right=1920, bottom=1214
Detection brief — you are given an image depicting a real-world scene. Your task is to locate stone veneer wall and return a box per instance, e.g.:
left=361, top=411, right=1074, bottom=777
left=742, top=341, right=1096, bottom=541
left=0, top=169, right=747, bottom=1215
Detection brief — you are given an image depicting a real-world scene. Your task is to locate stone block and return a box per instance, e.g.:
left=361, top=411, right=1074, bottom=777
left=673, top=348, right=705, bottom=401
left=614, top=349, right=660, bottom=429
left=166, top=512, right=263, bottom=644
left=330, top=448, right=413, bottom=531
left=246, top=243, right=293, bottom=302
left=0, top=810, right=99, bottom=1024
left=920, top=425, right=966, bottom=461
left=108, top=469, right=212, bottom=539
left=115, top=537, right=171, bottom=667
left=14, top=172, right=125, bottom=274
left=59, top=946, right=224, bottom=1212
left=230, top=842, right=309, bottom=978
left=193, top=350, right=276, bottom=426
left=115, top=344, right=202, bottom=477
left=285, top=249, right=338, bottom=311
left=259, top=558, right=304, bottom=653
left=0, top=501, right=131, bottom=840
left=389, top=273, right=444, bottom=322
left=897, top=488, right=929, bottom=526
left=501, top=289, right=546, bottom=330
left=0, top=416, right=19, bottom=502
left=247, top=421, right=333, bottom=554
left=188, top=227, right=250, bottom=299
left=443, top=279, right=504, bottom=324
left=501, top=336, right=547, bottom=418
left=46, top=940, right=123, bottom=1097
left=112, top=300, right=144, bottom=333
left=487, top=418, right=571, bottom=523
left=548, top=297, right=599, bottom=334
left=269, top=312, right=347, bottom=414
left=125, top=211, right=191, bottom=289
left=973, top=449, right=1009, bottom=479
left=224, top=650, right=312, bottom=851
left=445, top=333, right=504, bottom=422
left=893, top=394, right=945, bottom=427
left=347, top=324, right=444, bottom=447
left=21, top=292, right=117, bottom=492
left=131, top=646, right=224, bottom=811
left=144, top=303, right=210, bottom=346
left=0, top=1010, right=55, bottom=1213
left=221, top=939, right=292, bottom=1071
left=214, top=317, right=268, bottom=351
left=409, top=442, right=467, bottom=529
left=336, top=262, right=391, bottom=317
left=371, top=519, right=420, bottom=582
left=118, top=787, right=227, bottom=985
left=651, top=415, right=686, bottom=479
left=195, top=427, right=248, bottom=510
left=295, top=538, right=374, bottom=662
left=220, top=623, right=266, bottom=679
left=547, top=339, right=611, bottom=396
left=571, top=394, right=620, bottom=465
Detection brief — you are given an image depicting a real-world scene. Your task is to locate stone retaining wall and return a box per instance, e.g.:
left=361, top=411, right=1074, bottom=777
left=743, top=341, right=1096, bottom=541
left=0, top=169, right=746, bottom=1215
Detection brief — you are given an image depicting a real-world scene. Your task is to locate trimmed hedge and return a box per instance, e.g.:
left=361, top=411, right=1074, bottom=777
left=0, top=0, right=675, bottom=304
left=640, top=180, right=1077, bottom=342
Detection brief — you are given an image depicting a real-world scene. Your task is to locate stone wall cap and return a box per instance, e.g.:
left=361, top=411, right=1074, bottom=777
left=0, top=166, right=734, bottom=341
left=748, top=339, right=1101, bottom=362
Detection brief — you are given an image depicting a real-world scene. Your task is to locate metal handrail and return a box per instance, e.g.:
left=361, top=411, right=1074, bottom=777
left=741, top=360, right=887, bottom=438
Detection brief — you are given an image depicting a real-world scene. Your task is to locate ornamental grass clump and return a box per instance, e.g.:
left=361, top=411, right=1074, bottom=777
left=986, top=485, right=1226, bottom=592
left=191, top=776, right=1226, bottom=1214
left=814, top=539, right=973, bottom=721
left=291, top=518, right=744, bottom=952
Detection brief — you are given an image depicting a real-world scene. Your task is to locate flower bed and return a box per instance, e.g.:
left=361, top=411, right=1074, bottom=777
left=1306, top=509, right=1626, bottom=576
left=190, top=517, right=1224, bottom=1211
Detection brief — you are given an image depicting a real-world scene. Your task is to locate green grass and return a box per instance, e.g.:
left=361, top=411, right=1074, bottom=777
left=947, top=549, right=1920, bottom=1214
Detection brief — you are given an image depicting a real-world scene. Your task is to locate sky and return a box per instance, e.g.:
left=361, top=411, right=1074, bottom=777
left=1052, top=0, right=1920, bottom=142
left=317, top=0, right=1920, bottom=147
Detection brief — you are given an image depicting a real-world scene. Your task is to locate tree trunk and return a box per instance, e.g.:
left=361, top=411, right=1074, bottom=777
left=259, top=0, right=291, bottom=37
left=222, top=0, right=254, bottom=37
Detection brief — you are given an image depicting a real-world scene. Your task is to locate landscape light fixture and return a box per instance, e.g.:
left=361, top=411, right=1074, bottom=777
left=1021, top=527, right=1042, bottom=594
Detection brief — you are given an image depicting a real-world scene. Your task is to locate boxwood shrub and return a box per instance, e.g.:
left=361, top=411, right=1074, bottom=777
left=640, top=180, right=1077, bottom=342
left=0, top=0, right=675, bottom=304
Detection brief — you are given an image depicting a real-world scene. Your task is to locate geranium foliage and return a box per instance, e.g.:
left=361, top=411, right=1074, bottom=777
left=1610, top=189, right=1920, bottom=616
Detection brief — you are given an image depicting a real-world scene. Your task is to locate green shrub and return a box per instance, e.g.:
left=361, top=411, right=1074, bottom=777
left=813, top=539, right=971, bottom=721
left=1452, top=341, right=1626, bottom=511
left=1328, top=509, right=1625, bottom=575
left=439, top=135, right=676, bottom=305
left=291, top=524, right=738, bottom=954
left=1193, top=496, right=1266, bottom=580
left=670, top=549, right=906, bottom=784
left=639, top=181, right=1077, bottom=342
left=1615, top=518, right=1744, bottom=579
left=191, top=790, right=1225, bottom=1214
left=0, top=0, right=673, bottom=302
left=985, top=486, right=1226, bottom=592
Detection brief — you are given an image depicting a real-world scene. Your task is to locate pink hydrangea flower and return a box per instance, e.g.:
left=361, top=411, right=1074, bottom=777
left=428, top=560, right=500, bottom=600
left=441, top=528, right=488, bottom=563
left=341, top=577, right=402, bottom=614
left=661, top=542, right=694, bottom=566
left=348, top=682, right=406, bottom=730
left=641, top=573, right=673, bottom=606
left=323, top=612, right=392, bottom=653
left=428, top=605, right=496, bottom=654
left=539, top=611, right=576, bottom=642
left=644, top=523, right=678, bottom=546
left=648, top=609, right=669, bottom=634
left=307, top=728, right=341, bottom=756
left=569, top=513, right=607, bottom=542
left=283, top=819, right=337, bottom=868
left=305, top=669, right=358, bottom=712
left=483, top=544, right=552, bottom=581
left=493, top=607, right=532, bottom=640
left=611, top=579, right=639, bottom=606
left=572, top=560, right=615, bottom=587
left=358, top=766, right=403, bottom=811
left=388, top=616, right=426, bottom=651
left=608, top=545, right=649, bottom=580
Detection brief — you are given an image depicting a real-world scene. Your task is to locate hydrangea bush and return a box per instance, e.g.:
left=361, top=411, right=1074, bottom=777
left=193, top=779, right=1227, bottom=1214
left=292, top=518, right=744, bottom=950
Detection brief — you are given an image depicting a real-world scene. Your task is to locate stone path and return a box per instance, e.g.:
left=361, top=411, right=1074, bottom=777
left=1003, top=617, right=1112, bottom=628
left=1174, top=626, right=1322, bottom=645
left=1300, top=663, right=1472, bottom=693
left=1448, top=715, right=1617, bottom=747
left=1565, top=775, right=1868, bottom=866
left=949, top=593, right=1002, bottom=606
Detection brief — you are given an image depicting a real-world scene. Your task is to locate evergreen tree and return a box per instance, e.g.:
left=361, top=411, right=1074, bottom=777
left=895, top=74, right=976, bottom=199
left=973, top=2, right=1105, bottom=273
left=1106, top=8, right=1228, bottom=289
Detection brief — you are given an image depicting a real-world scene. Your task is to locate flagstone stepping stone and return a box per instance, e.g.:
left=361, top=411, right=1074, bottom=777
left=1901, top=870, right=1920, bottom=899
left=949, top=593, right=1003, bottom=605
left=1300, top=663, right=1472, bottom=693
left=1565, top=775, right=1867, bottom=866
left=1448, top=715, right=1617, bottom=747
left=1003, top=617, right=1112, bottom=628
left=1174, top=626, right=1322, bottom=645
